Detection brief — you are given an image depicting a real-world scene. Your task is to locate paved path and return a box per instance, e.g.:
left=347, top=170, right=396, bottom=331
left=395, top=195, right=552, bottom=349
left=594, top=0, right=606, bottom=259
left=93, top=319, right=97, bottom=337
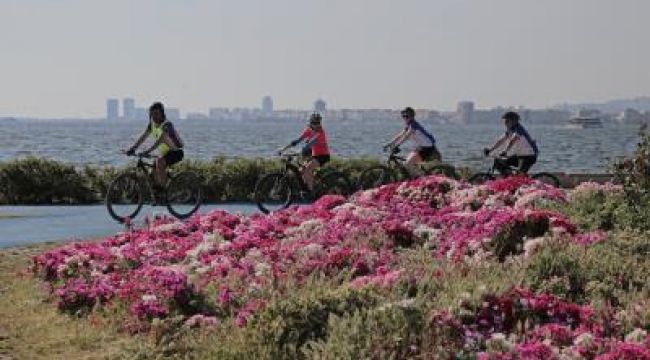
left=0, top=204, right=258, bottom=248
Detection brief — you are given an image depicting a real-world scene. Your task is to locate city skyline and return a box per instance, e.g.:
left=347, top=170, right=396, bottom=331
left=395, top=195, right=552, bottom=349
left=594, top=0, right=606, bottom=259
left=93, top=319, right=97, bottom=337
left=2, top=1, right=650, bottom=117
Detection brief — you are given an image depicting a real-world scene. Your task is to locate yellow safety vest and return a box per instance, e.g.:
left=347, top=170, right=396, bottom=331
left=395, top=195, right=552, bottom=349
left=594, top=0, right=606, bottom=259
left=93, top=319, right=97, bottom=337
left=150, top=120, right=171, bottom=156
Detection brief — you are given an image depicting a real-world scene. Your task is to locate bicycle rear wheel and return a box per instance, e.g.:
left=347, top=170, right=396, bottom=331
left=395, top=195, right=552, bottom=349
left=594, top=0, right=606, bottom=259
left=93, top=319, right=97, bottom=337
left=356, top=165, right=396, bottom=190
left=106, top=172, right=145, bottom=223
left=422, top=163, right=460, bottom=180
left=166, top=171, right=203, bottom=219
left=532, top=172, right=561, bottom=187
left=468, top=173, right=496, bottom=185
left=254, top=172, right=293, bottom=214
left=315, top=171, right=353, bottom=199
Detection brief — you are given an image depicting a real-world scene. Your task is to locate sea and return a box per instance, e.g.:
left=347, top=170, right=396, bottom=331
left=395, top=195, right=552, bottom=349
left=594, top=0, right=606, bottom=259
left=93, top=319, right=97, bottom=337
left=0, top=118, right=643, bottom=173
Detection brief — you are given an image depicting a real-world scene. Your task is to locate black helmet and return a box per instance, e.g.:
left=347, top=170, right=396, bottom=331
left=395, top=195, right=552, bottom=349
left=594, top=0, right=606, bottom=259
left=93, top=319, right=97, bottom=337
left=400, top=107, right=415, bottom=118
left=309, top=113, right=322, bottom=125
left=502, top=111, right=520, bottom=123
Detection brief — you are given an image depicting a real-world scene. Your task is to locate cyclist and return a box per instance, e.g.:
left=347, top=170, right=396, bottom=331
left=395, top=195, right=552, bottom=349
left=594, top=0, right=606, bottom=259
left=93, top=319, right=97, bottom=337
left=279, top=113, right=330, bottom=192
left=383, top=107, right=441, bottom=177
left=483, top=111, right=538, bottom=175
left=124, top=102, right=184, bottom=190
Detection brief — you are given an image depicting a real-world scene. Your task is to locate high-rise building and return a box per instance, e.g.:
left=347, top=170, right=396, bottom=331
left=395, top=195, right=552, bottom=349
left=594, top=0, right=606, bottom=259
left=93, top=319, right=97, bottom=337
left=123, top=98, right=135, bottom=120
left=456, top=101, right=475, bottom=123
left=106, top=98, right=119, bottom=120
left=262, top=96, right=273, bottom=117
left=314, top=98, right=327, bottom=113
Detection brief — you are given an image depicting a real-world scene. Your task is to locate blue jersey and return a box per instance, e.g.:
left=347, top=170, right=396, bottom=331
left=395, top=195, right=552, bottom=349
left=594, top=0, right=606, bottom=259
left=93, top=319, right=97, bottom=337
left=405, top=120, right=436, bottom=148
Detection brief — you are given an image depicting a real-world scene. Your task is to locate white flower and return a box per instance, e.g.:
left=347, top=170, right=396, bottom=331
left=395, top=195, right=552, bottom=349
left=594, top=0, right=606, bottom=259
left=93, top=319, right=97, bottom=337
left=625, top=328, right=648, bottom=344
left=486, top=333, right=514, bottom=353
left=573, top=332, right=593, bottom=347
left=141, top=294, right=157, bottom=302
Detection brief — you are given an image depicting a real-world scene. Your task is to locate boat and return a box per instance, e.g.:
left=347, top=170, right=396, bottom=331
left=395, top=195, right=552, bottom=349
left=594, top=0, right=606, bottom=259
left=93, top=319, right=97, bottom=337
left=568, top=109, right=603, bottom=128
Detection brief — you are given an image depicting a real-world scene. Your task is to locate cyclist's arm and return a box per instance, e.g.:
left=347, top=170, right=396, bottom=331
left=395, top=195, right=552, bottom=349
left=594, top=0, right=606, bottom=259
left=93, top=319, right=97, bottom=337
left=393, top=128, right=413, bottom=147
left=487, top=134, right=508, bottom=153
left=502, top=134, right=520, bottom=153
left=278, top=136, right=303, bottom=153
left=128, top=128, right=151, bottom=152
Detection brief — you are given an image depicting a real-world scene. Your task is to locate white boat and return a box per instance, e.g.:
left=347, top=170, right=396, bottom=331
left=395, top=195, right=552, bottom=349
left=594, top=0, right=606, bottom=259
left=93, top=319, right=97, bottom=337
left=568, top=109, right=603, bottom=128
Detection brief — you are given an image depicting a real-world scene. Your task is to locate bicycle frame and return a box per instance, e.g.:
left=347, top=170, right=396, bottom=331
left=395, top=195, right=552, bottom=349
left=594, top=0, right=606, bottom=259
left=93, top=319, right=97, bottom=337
left=279, top=154, right=310, bottom=193
left=384, top=148, right=417, bottom=179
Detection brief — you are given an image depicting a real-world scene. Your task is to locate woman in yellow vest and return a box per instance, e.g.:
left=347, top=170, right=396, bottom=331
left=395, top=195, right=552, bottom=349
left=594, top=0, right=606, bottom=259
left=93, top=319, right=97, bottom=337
left=125, top=102, right=184, bottom=190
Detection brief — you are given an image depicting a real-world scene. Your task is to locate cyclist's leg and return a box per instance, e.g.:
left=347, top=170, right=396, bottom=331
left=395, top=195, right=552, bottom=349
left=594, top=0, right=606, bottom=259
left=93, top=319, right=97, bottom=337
left=302, top=158, right=319, bottom=191
left=154, top=157, right=168, bottom=189
left=405, top=150, right=424, bottom=177
left=158, top=149, right=184, bottom=187
left=518, top=155, right=536, bottom=174
left=494, top=156, right=518, bottom=176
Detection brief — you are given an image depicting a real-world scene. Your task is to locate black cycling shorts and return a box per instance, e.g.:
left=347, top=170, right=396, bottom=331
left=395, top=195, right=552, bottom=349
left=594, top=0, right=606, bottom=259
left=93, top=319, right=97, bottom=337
left=312, top=155, right=331, bottom=166
left=163, top=149, right=184, bottom=166
left=417, top=146, right=441, bottom=161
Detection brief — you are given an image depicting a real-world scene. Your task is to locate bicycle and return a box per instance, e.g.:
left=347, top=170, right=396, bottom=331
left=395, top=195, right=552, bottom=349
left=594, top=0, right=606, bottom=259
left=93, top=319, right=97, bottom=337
left=105, top=153, right=203, bottom=223
left=468, top=154, right=560, bottom=187
left=253, top=151, right=353, bottom=214
left=356, top=146, right=460, bottom=190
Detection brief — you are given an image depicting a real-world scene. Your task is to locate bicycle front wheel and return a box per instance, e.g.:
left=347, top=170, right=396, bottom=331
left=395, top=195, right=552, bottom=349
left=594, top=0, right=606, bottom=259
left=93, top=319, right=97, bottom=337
left=254, top=172, right=293, bottom=214
left=532, top=172, right=561, bottom=187
left=468, top=173, right=496, bottom=185
left=356, top=165, right=396, bottom=190
left=106, top=172, right=145, bottom=223
left=316, top=171, right=353, bottom=199
left=166, top=171, right=203, bottom=219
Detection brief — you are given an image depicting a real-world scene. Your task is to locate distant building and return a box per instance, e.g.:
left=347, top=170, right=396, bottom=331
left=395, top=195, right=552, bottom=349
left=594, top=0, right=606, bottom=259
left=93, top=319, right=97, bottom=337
left=314, top=99, right=327, bottom=113
left=123, top=98, right=135, bottom=120
left=186, top=112, right=209, bottom=120
left=456, top=101, right=475, bottom=124
left=262, top=96, right=273, bottom=117
left=106, top=99, right=119, bottom=120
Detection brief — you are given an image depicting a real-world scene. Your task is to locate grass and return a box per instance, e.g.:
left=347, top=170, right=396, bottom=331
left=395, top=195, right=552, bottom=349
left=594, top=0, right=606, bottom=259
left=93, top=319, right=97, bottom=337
left=0, top=243, right=142, bottom=359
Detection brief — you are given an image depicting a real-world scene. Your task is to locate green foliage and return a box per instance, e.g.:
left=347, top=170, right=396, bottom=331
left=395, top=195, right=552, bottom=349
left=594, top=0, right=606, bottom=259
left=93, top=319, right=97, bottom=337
left=304, top=300, right=425, bottom=360
left=0, top=156, right=383, bottom=204
left=524, top=231, right=650, bottom=303
left=613, top=132, right=650, bottom=226
left=243, top=286, right=382, bottom=359
left=0, top=157, right=95, bottom=204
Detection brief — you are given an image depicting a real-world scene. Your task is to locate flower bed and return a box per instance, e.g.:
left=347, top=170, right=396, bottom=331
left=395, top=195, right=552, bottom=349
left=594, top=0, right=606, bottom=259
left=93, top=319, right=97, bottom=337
left=32, top=175, right=650, bottom=357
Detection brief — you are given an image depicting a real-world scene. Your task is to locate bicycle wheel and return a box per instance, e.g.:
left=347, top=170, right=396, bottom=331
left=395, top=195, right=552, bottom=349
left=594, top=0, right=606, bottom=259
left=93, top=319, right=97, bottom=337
left=315, top=171, right=353, bottom=199
left=166, top=171, right=203, bottom=219
left=254, top=172, right=293, bottom=214
left=468, top=173, right=496, bottom=185
left=356, top=165, right=397, bottom=190
left=106, top=172, right=145, bottom=223
left=532, top=172, right=561, bottom=187
left=422, top=163, right=460, bottom=180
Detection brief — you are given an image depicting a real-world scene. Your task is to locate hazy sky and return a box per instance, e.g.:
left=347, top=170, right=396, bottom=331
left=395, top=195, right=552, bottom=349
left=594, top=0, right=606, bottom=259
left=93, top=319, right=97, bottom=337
left=1, top=0, right=649, bottom=117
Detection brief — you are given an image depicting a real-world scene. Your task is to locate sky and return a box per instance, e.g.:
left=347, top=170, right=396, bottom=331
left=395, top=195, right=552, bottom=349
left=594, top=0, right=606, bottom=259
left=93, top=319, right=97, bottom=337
left=1, top=0, right=650, bottom=118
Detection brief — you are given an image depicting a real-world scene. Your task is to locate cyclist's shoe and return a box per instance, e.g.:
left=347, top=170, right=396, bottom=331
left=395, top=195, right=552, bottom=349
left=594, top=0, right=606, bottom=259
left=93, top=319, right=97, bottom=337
left=483, top=148, right=490, bottom=156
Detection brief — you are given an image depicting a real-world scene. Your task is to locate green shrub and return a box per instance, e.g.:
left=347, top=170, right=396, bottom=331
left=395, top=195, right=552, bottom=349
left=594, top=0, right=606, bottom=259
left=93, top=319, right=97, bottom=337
left=0, top=156, right=386, bottom=204
left=524, top=231, right=650, bottom=303
left=245, top=287, right=382, bottom=359
left=0, top=157, right=95, bottom=204
left=304, top=300, right=425, bottom=360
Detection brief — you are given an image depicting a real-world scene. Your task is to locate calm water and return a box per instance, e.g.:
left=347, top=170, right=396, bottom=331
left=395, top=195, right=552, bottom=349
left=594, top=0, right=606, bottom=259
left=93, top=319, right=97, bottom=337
left=0, top=118, right=642, bottom=172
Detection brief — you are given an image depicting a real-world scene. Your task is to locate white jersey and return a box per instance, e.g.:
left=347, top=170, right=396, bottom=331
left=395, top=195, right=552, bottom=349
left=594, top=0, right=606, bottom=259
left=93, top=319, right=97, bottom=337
left=505, top=124, right=538, bottom=157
